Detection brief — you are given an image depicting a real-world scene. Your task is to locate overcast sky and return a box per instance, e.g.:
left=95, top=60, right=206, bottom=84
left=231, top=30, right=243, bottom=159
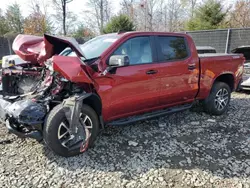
left=1, top=0, right=238, bottom=16
left=0, top=0, right=238, bottom=24
left=1, top=0, right=123, bottom=17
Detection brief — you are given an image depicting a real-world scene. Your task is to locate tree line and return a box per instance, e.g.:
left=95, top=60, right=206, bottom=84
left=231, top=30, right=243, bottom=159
left=0, top=0, right=250, bottom=38
left=119, top=0, right=250, bottom=32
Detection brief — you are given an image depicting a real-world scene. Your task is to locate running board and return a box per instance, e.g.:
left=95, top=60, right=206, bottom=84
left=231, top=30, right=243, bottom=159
left=107, top=103, right=193, bottom=126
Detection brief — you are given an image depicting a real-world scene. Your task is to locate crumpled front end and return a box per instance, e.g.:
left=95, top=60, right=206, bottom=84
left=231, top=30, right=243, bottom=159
left=12, top=34, right=86, bottom=65
left=2, top=34, right=95, bottom=142
left=0, top=98, right=47, bottom=141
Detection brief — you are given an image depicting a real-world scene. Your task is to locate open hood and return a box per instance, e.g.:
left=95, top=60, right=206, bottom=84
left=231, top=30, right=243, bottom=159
left=12, top=34, right=86, bottom=65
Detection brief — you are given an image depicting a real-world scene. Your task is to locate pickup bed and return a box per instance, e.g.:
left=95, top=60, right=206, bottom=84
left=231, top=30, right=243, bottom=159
left=0, top=32, right=245, bottom=157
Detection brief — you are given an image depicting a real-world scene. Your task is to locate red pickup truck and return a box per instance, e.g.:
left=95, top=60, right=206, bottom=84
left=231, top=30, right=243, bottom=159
left=0, top=32, right=245, bottom=157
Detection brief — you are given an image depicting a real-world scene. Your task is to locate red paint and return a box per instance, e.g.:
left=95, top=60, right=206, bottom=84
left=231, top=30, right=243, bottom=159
left=12, top=34, right=43, bottom=63
left=197, top=55, right=244, bottom=99
left=52, top=56, right=93, bottom=84
left=13, top=32, right=245, bottom=122
left=12, top=34, right=86, bottom=65
left=94, top=32, right=244, bottom=121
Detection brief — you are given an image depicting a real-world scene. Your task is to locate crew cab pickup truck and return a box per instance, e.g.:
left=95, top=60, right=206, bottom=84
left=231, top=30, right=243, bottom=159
left=0, top=32, right=245, bottom=157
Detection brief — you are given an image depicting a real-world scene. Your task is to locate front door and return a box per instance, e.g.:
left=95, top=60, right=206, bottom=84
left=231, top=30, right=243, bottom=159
left=105, top=36, right=161, bottom=120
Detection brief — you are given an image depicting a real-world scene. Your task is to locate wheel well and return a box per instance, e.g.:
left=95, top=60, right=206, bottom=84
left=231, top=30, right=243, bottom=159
left=82, top=94, right=102, bottom=116
left=214, top=74, right=234, bottom=91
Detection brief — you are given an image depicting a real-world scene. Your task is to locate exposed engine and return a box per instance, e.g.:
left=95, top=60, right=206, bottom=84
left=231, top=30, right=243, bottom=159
left=2, top=66, right=43, bottom=96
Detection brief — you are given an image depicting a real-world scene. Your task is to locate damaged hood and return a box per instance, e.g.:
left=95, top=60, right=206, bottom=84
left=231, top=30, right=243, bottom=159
left=12, top=34, right=86, bottom=64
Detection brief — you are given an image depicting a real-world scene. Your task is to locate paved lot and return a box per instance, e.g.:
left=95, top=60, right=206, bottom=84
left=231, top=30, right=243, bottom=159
left=1, top=92, right=250, bottom=188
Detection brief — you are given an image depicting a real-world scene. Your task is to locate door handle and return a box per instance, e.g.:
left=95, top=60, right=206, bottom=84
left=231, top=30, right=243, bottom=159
left=146, top=70, right=158, bottom=75
left=188, top=64, right=196, bottom=70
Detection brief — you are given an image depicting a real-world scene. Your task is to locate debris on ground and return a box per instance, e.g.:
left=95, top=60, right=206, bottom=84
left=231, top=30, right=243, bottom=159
left=1, top=92, right=250, bottom=187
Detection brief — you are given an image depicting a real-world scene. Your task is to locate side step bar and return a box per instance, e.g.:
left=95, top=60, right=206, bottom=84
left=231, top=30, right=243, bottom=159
left=107, top=103, right=193, bottom=126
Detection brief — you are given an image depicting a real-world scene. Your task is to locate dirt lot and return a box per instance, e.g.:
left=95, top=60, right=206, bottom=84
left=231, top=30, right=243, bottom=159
left=1, top=92, right=250, bottom=188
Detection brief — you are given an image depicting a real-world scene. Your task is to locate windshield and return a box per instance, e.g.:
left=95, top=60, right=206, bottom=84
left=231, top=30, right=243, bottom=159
left=66, top=34, right=120, bottom=60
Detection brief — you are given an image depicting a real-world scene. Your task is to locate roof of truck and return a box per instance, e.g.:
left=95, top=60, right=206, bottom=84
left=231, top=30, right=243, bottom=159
left=109, top=31, right=189, bottom=37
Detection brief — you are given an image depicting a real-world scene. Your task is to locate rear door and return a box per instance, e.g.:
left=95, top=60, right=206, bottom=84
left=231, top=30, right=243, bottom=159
left=155, top=35, right=199, bottom=106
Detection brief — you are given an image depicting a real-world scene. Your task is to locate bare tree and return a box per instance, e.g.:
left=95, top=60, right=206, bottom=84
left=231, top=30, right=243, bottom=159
left=120, top=0, right=135, bottom=20
left=181, top=0, right=198, bottom=18
left=146, top=0, right=157, bottom=31
left=229, top=0, right=250, bottom=28
left=136, top=0, right=184, bottom=32
left=167, top=0, right=184, bottom=32
left=86, top=0, right=185, bottom=33
left=85, top=0, right=112, bottom=34
left=129, top=0, right=157, bottom=31
left=120, top=0, right=146, bottom=31
left=53, top=0, right=73, bottom=35
left=190, top=0, right=198, bottom=18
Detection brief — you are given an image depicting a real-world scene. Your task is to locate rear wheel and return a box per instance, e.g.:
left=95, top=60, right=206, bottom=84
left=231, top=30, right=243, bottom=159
left=43, top=104, right=99, bottom=157
left=203, top=82, right=231, bottom=115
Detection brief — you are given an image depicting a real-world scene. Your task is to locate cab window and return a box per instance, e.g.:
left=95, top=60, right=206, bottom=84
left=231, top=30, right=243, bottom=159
left=157, top=36, right=188, bottom=61
left=113, top=37, right=153, bottom=65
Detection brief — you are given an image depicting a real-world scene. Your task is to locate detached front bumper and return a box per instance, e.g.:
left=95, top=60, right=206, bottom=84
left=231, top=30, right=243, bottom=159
left=0, top=98, right=47, bottom=141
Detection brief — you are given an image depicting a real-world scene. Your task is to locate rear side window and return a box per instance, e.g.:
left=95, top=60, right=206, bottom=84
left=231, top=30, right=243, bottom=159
left=158, top=36, right=189, bottom=61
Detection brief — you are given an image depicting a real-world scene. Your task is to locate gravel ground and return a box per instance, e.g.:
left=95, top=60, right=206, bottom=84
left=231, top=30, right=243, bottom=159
left=1, top=92, right=250, bottom=188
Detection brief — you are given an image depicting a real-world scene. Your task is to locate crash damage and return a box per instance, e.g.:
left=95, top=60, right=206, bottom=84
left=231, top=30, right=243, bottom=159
left=0, top=34, right=96, bottom=152
left=0, top=31, right=245, bottom=157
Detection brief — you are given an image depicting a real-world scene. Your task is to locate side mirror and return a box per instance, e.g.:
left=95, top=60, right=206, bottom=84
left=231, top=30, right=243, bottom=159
left=108, top=55, right=130, bottom=67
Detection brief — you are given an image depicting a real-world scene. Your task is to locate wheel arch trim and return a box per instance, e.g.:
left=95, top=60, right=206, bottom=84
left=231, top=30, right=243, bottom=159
left=212, top=73, right=235, bottom=92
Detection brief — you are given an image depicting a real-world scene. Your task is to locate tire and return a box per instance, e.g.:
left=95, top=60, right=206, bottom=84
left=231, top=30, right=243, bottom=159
left=203, top=81, right=231, bottom=116
left=43, top=104, right=99, bottom=157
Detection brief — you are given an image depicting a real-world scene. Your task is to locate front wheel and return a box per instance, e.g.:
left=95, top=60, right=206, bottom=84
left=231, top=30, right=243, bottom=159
left=203, top=82, right=231, bottom=115
left=43, top=104, right=99, bottom=157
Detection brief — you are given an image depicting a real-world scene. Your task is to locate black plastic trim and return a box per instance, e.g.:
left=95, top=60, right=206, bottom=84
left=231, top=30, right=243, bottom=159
left=6, top=121, right=43, bottom=141
left=107, top=103, right=193, bottom=126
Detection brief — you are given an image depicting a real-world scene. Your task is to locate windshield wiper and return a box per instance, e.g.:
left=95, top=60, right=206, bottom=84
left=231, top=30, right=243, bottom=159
left=84, top=57, right=99, bottom=65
